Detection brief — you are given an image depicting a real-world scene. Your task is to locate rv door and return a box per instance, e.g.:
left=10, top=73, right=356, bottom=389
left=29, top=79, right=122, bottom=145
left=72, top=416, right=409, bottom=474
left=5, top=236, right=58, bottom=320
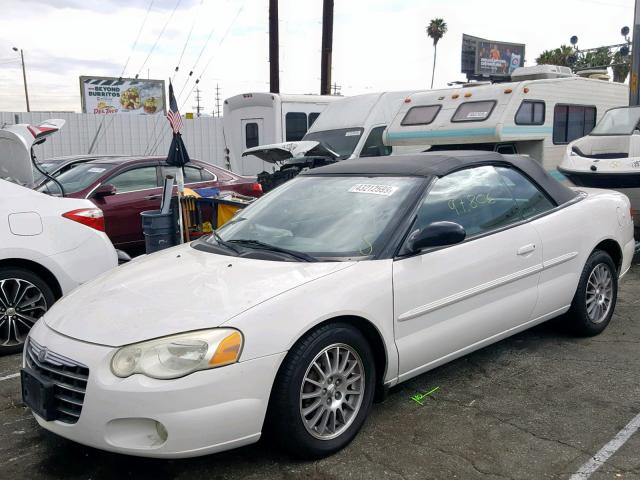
left=241, top=118, right=265, bottom=173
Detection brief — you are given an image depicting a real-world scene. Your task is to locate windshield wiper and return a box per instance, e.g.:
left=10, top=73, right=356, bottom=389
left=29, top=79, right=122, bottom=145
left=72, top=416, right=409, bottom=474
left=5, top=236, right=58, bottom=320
left=227, top=239, right=316, bottom=262
left=211, top=231, right=240, bottom=255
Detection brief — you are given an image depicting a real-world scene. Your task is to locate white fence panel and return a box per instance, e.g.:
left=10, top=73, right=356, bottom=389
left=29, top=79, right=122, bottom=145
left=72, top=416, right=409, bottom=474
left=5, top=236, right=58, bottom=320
left=0, top=112, right=224, bottom=167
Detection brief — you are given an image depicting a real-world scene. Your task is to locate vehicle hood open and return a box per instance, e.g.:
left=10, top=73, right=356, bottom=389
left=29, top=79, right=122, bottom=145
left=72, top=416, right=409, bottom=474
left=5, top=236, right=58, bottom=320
left=0, top=119, right=65, bottom=186
left=242, top=140, right=339, bottom=163
left=43, top=244, right=355, bottom=347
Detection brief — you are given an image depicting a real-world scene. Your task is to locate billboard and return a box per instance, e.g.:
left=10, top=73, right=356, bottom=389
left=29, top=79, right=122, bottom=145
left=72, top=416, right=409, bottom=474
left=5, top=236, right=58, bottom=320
left=461, top=34, right=525, bottom=78
left=80, top=76, right=166, bottom=115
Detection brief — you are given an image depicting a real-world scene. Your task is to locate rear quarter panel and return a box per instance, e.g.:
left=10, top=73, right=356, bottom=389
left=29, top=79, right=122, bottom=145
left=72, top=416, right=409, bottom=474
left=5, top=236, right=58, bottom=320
left=530, top=188, right=633, bottom=319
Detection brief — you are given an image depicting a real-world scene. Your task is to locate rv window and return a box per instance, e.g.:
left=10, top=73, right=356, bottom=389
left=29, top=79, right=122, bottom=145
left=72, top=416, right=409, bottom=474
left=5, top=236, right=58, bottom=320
left=451, top=101, right=496, bottom=122
left=245, top=122, right=259, bottom=148
left=401, top=105, right=441, bottom=126
left=308, top=112, right=321, bottom=128
left=515, top=100, right=545, bottom=125
left=553, top=104, right=597, bottom=144
left=360, top=126, right=392, bottom=157
left=286, top=112, right=308, bottom=141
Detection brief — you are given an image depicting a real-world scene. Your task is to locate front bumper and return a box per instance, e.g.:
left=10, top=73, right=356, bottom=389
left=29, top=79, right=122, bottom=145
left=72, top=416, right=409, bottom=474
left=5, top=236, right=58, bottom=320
left=26, top=321, right=286, bottom=458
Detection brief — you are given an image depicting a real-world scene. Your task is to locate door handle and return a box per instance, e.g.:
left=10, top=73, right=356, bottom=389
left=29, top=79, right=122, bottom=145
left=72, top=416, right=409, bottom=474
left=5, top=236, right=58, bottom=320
left=145, top=194, right=161, bottom=200
left=517, top=244, right=536, bottom=255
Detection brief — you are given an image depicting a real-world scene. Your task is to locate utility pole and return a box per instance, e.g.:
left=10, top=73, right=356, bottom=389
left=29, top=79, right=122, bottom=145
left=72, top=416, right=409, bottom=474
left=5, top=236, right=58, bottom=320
left=215, top=83, right=221, bottom=117
left=630, top=0, right=640, bottom=105
left=320, top=0, right=334, bottom=95
left=192, top=88, right=203, bottom=117
left=269, top=0, right=280, bottom=93
left=331, top=82, right=341, bottom=95
left=12, top=47, right=30, bottom=112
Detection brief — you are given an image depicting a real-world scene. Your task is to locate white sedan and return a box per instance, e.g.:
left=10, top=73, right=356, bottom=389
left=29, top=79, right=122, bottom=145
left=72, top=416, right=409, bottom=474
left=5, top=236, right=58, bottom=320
left=1, top=179, right=118, bottom=353
left=23, top=152, right=634, bottom=459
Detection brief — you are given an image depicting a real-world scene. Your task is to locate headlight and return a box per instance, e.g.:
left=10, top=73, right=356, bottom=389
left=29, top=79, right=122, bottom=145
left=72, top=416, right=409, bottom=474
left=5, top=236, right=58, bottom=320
left=111, top=329, right=243, bottom=379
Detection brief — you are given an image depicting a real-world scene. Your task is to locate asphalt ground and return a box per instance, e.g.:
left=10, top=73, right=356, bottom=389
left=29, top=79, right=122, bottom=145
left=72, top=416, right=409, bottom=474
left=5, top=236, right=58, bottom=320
left=1, top=257, right=639, bottom=480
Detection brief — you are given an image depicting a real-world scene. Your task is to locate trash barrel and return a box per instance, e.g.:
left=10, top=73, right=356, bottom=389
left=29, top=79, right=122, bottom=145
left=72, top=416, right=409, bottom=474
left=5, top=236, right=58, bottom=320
left=140, top=210, right=179, bottom=254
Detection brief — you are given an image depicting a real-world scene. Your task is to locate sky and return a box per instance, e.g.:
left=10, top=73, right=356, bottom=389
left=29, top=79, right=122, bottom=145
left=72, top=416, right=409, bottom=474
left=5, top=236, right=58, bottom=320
left=0, top=0, right=635, bottom=114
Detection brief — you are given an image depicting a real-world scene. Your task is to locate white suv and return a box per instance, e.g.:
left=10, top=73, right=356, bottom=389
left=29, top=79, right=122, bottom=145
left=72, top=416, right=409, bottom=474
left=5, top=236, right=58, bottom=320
left=0, top=179, right=118, bottom=353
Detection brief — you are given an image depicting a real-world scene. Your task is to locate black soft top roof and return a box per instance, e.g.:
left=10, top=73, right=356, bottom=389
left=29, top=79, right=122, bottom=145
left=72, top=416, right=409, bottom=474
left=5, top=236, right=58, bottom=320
left=303, top=151, right=578, bottom=205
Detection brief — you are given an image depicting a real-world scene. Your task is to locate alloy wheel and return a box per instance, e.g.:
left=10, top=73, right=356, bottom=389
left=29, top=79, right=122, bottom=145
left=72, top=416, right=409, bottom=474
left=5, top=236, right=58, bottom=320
left=0, top=278, right=48, bottom=347
left=299, top=343, right=365, bottom=440
left=585, top=263, right=613, bottom=324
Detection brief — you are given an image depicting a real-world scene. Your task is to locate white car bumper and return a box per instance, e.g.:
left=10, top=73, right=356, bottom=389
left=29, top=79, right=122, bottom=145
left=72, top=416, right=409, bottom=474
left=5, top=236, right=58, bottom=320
left=26, top=321, right=285, bottom=458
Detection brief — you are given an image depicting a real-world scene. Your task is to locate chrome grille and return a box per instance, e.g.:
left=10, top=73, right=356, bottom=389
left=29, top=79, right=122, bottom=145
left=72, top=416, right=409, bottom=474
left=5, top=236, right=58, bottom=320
left=25, top=338, right=89, bottom=424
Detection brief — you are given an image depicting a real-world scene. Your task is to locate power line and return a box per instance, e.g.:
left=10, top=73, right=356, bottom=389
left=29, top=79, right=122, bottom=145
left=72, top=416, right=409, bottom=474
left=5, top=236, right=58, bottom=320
left=120, top=0, right=155, bottom=78
left=135, top=0, right=183, bottom=79
left=173, top=0, right=205, bottom=80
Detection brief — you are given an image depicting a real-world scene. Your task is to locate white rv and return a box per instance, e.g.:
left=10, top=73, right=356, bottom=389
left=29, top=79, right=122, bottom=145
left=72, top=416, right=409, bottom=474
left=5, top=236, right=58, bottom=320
left=384, top=65, right=628, bottom=172
left=301, top=91, right=424, bottom=160
left=223, top=93, right=340, bottom=175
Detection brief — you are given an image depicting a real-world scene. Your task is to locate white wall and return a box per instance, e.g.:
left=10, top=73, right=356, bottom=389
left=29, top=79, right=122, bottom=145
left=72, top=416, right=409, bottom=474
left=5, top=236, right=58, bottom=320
left=0, top=112, right=225, bottom=167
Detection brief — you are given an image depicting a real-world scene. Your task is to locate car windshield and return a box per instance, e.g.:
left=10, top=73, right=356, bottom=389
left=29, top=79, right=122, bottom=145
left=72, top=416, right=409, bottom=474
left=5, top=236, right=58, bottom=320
left=303, top=128, right=364, bottom=159
left=208, top=175, right=422, bottom=259
left=38, top=163, right=115, bottom=195
left=590, top=107, right=640, bottom=136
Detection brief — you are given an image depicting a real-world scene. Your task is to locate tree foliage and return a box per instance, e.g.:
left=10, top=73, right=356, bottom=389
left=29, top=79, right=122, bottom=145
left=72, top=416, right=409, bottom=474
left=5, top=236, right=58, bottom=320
left=536, top=44, right=630, bottom=83
left=427, top=18, right=447, bottom=47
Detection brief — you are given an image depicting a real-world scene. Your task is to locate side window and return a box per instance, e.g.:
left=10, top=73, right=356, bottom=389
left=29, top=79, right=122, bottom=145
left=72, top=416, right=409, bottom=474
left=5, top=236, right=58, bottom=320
left=495, top=143, right=517, bottom=154
left=308, top=112, right=321, bottom=128
left=553, top=105, right=597, bottom=144
left=109, top=167, right=158, bottom=193
left=495, top=167, right=554, bottom=220
left=401, top=105, right=441, bottom=126
left=515, top=100, right=545, bottom=125
left=161, top=166, right=203, bottom=183
left=285, top=112, right=308, bottom=141
left=451, top=101, right=496, bottom=122
left=245, top=122, right=259, bottom=148
left=201, top=169, right=217, bottom=181
left=413, top=166, right=520, bottom=238
left=360, top=126, right=392, bottom=158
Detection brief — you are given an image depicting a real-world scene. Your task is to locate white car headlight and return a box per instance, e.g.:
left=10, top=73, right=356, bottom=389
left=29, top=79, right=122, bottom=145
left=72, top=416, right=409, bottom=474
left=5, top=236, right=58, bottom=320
left=111, top=329, right=243, bottom=380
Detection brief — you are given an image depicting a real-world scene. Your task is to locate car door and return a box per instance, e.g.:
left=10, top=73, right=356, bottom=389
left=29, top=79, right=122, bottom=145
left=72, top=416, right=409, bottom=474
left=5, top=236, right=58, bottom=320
left=94, top=165, right=161, bottom=248
left=393, top=165, right=544, bottom=382
left=160, top=164, right=218, bottom=191
left=494, top=166, right=573, bottom=320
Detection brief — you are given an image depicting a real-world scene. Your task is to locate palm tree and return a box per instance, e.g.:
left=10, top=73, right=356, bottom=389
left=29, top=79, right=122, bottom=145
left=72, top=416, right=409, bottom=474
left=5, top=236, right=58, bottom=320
left=427, top=18, right=447, bottom=89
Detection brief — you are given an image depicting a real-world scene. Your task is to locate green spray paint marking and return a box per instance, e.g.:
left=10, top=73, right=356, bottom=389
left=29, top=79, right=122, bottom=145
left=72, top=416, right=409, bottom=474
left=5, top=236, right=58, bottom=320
left=410, top=386, right=440, bottom=405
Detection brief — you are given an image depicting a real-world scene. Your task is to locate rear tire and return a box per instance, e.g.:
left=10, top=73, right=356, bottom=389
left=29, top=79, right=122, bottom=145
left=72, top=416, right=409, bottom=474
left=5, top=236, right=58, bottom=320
left=0, top=268, right=55, bottom=355
left=566, top=250, right=617, bottom=336
left=267, top=323, right=376, bottom=458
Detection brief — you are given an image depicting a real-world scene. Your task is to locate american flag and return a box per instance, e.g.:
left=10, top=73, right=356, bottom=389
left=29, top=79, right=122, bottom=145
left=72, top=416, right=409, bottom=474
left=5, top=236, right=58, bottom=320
left=166, top=81, right=183, bottom=134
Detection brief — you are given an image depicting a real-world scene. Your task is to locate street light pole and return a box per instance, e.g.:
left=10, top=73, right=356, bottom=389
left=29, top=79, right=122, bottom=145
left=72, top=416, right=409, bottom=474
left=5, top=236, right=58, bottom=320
left=12, top=47, right=30, bottom=112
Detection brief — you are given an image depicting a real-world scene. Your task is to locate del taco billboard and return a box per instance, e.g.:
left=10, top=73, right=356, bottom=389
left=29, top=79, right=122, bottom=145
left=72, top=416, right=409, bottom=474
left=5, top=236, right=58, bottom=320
left=80, top=76, right=166, bottom=115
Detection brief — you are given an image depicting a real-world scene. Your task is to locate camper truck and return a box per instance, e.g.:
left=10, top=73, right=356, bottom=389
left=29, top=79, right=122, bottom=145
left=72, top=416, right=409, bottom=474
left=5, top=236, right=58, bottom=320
left=384, top=65, right=628, bottom=172
left=223, top=93, right=341, bottom=175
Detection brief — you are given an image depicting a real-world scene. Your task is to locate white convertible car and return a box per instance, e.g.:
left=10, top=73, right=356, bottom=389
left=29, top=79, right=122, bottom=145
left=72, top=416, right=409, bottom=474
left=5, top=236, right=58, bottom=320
left=23, top=152, right=634, bottom=459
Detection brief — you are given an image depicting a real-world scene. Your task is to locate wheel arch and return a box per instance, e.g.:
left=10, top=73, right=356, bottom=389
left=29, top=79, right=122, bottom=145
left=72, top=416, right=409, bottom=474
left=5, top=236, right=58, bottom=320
left=592, top=238, right=623, bottom=272
left=0, top=258, right=63, bottom=299
left=264, top=314, right=390, bottom=429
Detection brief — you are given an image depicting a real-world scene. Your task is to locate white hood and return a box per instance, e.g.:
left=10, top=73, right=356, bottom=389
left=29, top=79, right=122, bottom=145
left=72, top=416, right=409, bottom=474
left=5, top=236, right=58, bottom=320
left=43, top=244, right=355, bottom=347
left=242, top=141, right=339, bottom=163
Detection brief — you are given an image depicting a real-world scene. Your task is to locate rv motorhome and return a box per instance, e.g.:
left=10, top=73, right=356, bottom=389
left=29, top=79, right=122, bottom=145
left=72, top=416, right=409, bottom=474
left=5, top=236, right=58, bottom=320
left=384, top=65, right=628, bottom=172
left=223, top=93, right=341, bottom=175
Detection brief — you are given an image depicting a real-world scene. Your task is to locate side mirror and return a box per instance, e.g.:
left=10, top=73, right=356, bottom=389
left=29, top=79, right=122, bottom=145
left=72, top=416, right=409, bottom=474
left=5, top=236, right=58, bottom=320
left=92, top=183, right=116, bottom=198
left=407, top=221, right=466, bottom=252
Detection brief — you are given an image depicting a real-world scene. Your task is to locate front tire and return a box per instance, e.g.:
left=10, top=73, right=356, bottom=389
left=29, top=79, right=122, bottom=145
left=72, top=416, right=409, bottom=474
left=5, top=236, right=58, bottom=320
left=566, top=250, right=618, bottom=336
left=0, top=268, right=55, bottom=354
left=268, top=323, right=376, bottom=458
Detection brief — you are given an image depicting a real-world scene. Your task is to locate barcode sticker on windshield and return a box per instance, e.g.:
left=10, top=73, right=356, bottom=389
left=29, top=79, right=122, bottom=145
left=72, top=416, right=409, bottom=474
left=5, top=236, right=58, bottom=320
left=345, top=130, right=361, bottom=136
left=87, top=167, right=106, bottom=173
left=349, top=184, right=398, bottom=196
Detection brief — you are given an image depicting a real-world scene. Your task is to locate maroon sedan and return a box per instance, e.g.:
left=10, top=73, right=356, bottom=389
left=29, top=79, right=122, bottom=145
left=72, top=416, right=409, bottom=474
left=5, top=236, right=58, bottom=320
left=38, top=156, right=262, bottom=252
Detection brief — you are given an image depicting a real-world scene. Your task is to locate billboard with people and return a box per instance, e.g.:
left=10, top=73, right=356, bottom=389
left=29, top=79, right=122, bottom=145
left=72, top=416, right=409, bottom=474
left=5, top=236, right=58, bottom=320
left=461, top=34, right=525, bottom=78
